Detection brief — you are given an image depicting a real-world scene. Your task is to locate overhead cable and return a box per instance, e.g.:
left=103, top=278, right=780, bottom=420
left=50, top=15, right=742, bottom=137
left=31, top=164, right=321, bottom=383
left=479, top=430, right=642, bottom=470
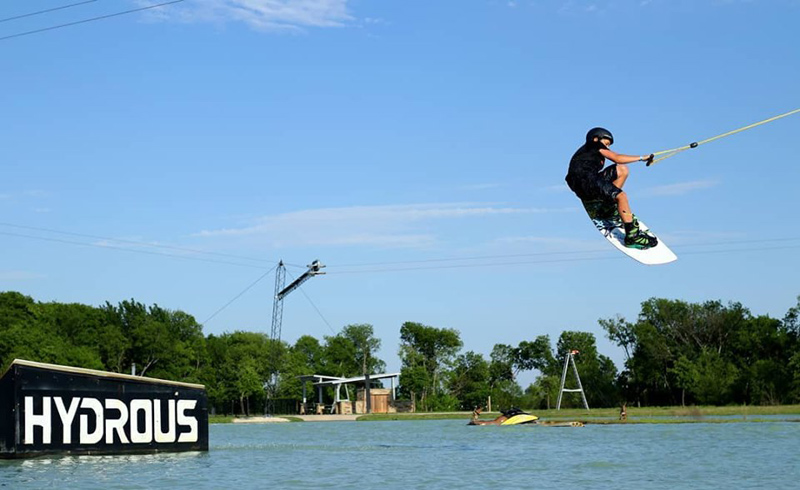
left=3, top=224, right=799, bottom=274
left=325, top=238, right=800, bottom=274
left=285, top=269, right=338, bottom=336
left=201, top=263, right=279, bottom=326
left=0, top=0, right=184, bottom=42
left=0, top=0, right=98, bottom=24
left=325, top=236, right=800, bottom=272
left=0, top=230, right=270, bottom=270
left=0, top=221, right=274, bottom=265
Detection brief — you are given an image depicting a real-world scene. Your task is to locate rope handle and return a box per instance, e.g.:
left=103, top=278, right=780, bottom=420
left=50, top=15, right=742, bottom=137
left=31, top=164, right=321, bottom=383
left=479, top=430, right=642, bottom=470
left=647, top=108, right=800, bottom=166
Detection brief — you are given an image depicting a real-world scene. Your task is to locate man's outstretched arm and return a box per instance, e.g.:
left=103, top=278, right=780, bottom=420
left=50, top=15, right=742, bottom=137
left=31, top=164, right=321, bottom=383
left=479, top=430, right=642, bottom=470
left=600, top=148, right=654, bottom=165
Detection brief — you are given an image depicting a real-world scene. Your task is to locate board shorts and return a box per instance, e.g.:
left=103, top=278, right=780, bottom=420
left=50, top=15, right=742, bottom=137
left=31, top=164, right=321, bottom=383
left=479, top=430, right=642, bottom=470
left=565, top=164, right=622, bottom=204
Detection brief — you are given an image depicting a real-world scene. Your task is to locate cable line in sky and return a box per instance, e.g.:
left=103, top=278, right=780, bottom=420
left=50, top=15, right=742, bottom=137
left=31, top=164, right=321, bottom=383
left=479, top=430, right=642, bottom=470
left=325, top=237, right=800, bottom=270
left=325, top=240, right=800, bottom=274
left=285, top=268, right=338, bottom=335
left=0, top=221, right=283, bottom=266
left=200, top=263, right=279, bottom=326
left=3, top=222, right=800, bottom=274
left=0, top=230, right=271, bottom=270
left=0, top=0, right=99, bottom=24
left=0, top=0, right=184, bottom=42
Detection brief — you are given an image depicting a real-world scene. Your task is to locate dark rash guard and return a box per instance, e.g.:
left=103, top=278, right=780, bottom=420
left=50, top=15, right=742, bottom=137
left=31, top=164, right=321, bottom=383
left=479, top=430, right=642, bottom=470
left=565, top=140, right=621, bottom=203
left=567, top=140, right=608, bottom=178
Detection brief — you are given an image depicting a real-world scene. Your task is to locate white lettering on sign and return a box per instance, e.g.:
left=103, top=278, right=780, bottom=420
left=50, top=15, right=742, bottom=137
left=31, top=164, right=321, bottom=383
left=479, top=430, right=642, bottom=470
left=53, top=397, right=80, bottom=444
left=177, top=400, right=198, bottom=443
left=22, top=396, right=200, bottom=446
left=130, top=399, right=152, bottom=444
left=105, top=399, right=130, bottom=444
left=24, top=396, right=51, bottom=445
left=80, top=398, right=104, bottom=444
left=154, top=399, right=176, bottom=443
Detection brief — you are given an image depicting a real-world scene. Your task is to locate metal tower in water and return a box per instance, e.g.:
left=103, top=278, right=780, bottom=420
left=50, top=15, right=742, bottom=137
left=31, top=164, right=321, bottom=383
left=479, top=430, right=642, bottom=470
left=556, top=349, right=589, bottom=410
left=265, top=260, right=325, bottom=415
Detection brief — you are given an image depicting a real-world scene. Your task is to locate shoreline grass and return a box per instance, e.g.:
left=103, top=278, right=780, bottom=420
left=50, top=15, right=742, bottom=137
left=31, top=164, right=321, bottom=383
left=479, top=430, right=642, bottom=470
left=210, top=405, right=800, bottom=424
left=209, top=415, right=234, bottom=424
left=354, top=404, right=800, bottom=423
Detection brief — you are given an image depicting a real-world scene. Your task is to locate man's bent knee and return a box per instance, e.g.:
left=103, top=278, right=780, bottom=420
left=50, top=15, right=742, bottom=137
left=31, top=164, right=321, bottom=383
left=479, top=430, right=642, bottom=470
left=616, top=164, right=629, bottom=177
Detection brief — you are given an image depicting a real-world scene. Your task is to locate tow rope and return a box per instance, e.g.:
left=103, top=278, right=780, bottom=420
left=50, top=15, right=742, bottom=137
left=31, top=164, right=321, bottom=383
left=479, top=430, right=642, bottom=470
left=648, top=107, right=800, bottom=166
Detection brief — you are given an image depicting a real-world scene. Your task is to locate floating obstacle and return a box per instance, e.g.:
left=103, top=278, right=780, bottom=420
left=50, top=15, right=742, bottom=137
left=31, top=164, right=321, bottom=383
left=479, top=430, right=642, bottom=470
left=537, top=420, right=585, bottom=427
left=0, top=359, right=208, bottom=459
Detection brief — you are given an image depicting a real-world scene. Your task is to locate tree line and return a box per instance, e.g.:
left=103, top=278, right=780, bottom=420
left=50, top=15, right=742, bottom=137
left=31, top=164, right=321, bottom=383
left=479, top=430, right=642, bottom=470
left=1, top=291, right=798, bottom=413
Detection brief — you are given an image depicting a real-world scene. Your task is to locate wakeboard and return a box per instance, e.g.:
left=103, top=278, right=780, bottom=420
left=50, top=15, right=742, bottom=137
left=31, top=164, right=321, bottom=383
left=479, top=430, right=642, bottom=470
left=582, top=200, right=677, bottom=265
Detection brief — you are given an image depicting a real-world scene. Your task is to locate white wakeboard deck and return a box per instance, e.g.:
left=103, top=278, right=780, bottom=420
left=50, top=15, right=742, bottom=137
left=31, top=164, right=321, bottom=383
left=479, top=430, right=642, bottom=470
left=583, top=201, right=677, bottom=266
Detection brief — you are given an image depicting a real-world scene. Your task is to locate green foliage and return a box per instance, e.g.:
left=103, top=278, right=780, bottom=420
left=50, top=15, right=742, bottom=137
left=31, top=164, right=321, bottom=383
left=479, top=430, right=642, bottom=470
left=489, top=379, right=524, bottom=410
left=398, top=321, right=462, bottom=411
left=320, top=334, right=359, bottom=377
left=486, top=338, right=554, bottom=410
left=604, top=296, right=800, bottom=406
left=341, top=323, right=384, bottom=375
left=692, top=350, right=739, bottom=405
left=514, top=336, right=555, bottom=374
left=321, top=324, right=386, bottom=379
left=488, top=344, right=514, bottom=387
left=789, top=351, right=800, bottom=402
left=277, top=336, right=323, bottom=399
left=447, top=351, right=490, bottom=410
left=3, top=291, right=799, bottom=415
left=523, top=375, right=561, bottom=410
left=784, top=296, right=800, bottom=334
left=422, top=392, right=460, bottom=412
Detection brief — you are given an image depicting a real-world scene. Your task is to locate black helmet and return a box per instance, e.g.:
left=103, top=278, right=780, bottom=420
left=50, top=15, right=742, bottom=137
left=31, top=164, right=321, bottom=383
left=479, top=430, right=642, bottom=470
left=586, top=127, right=614, bottom=145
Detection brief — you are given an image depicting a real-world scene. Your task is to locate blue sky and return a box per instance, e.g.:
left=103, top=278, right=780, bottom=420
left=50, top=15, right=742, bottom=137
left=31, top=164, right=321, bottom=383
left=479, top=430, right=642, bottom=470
left=1, top=0, right=799, bottom=383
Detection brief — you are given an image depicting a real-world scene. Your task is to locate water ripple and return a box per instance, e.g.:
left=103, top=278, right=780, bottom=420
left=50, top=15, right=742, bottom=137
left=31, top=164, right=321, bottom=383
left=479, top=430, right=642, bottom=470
left=2, top=420, right=799, bottom=489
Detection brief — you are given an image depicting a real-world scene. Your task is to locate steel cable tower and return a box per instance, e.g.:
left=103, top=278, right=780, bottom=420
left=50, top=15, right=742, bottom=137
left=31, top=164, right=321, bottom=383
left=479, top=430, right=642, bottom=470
left=265, top=260, right=325, bottom=415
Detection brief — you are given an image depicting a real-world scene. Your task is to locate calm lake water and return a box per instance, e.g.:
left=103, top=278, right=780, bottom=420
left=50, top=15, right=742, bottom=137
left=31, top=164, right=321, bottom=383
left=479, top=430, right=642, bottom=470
left=2, top=419, right=799, bottom=489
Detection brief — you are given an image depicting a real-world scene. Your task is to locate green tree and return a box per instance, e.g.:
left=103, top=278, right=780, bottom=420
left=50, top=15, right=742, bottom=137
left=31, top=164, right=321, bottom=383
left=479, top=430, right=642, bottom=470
left=226, top=331, right=273, bottom=414
left=448, top=351, right=490, bottom=410
left=488, top=336, right=560, bottom=410
left=523, top=375, right=560, bottom=410
left=514, top=336, right=556, bottom=374
left=781, top=297, right=800, bottom=403
left=293, top=335, right=324, bottom=372
left=692, top=349, right=739, bottom=405
left=669, top=355, right=699, bottom=406
left=488, top=344, right=514, bottom=389
left=0, top=294, right=105, bottom=370
left=602, top=297, right=799, bottom=406
left=341, top=323, right=385, bottom=376
left=321, top=334, right=359, bottom=377
left=204, top=334, right=233, bottom=413
left=398, top=321, right=462, bottom=411
left=202, top=331, right=274, bottom=414
left=487, top=343, right=525, bottom=409
left=278, top=335, right=323, bottom=399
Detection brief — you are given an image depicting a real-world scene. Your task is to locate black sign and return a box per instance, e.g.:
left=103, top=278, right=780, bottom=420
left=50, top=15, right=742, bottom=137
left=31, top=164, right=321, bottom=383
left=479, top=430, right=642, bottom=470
left=0, top=360, right=208, bottom=458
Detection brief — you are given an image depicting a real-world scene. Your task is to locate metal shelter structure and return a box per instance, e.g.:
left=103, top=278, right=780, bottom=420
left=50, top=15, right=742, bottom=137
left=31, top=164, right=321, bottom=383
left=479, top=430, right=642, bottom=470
left=297, top=373, right=400, bottom=415
left=556, top=349, right=589, bottom=410
left=265, top=260, right=325, bottom=415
